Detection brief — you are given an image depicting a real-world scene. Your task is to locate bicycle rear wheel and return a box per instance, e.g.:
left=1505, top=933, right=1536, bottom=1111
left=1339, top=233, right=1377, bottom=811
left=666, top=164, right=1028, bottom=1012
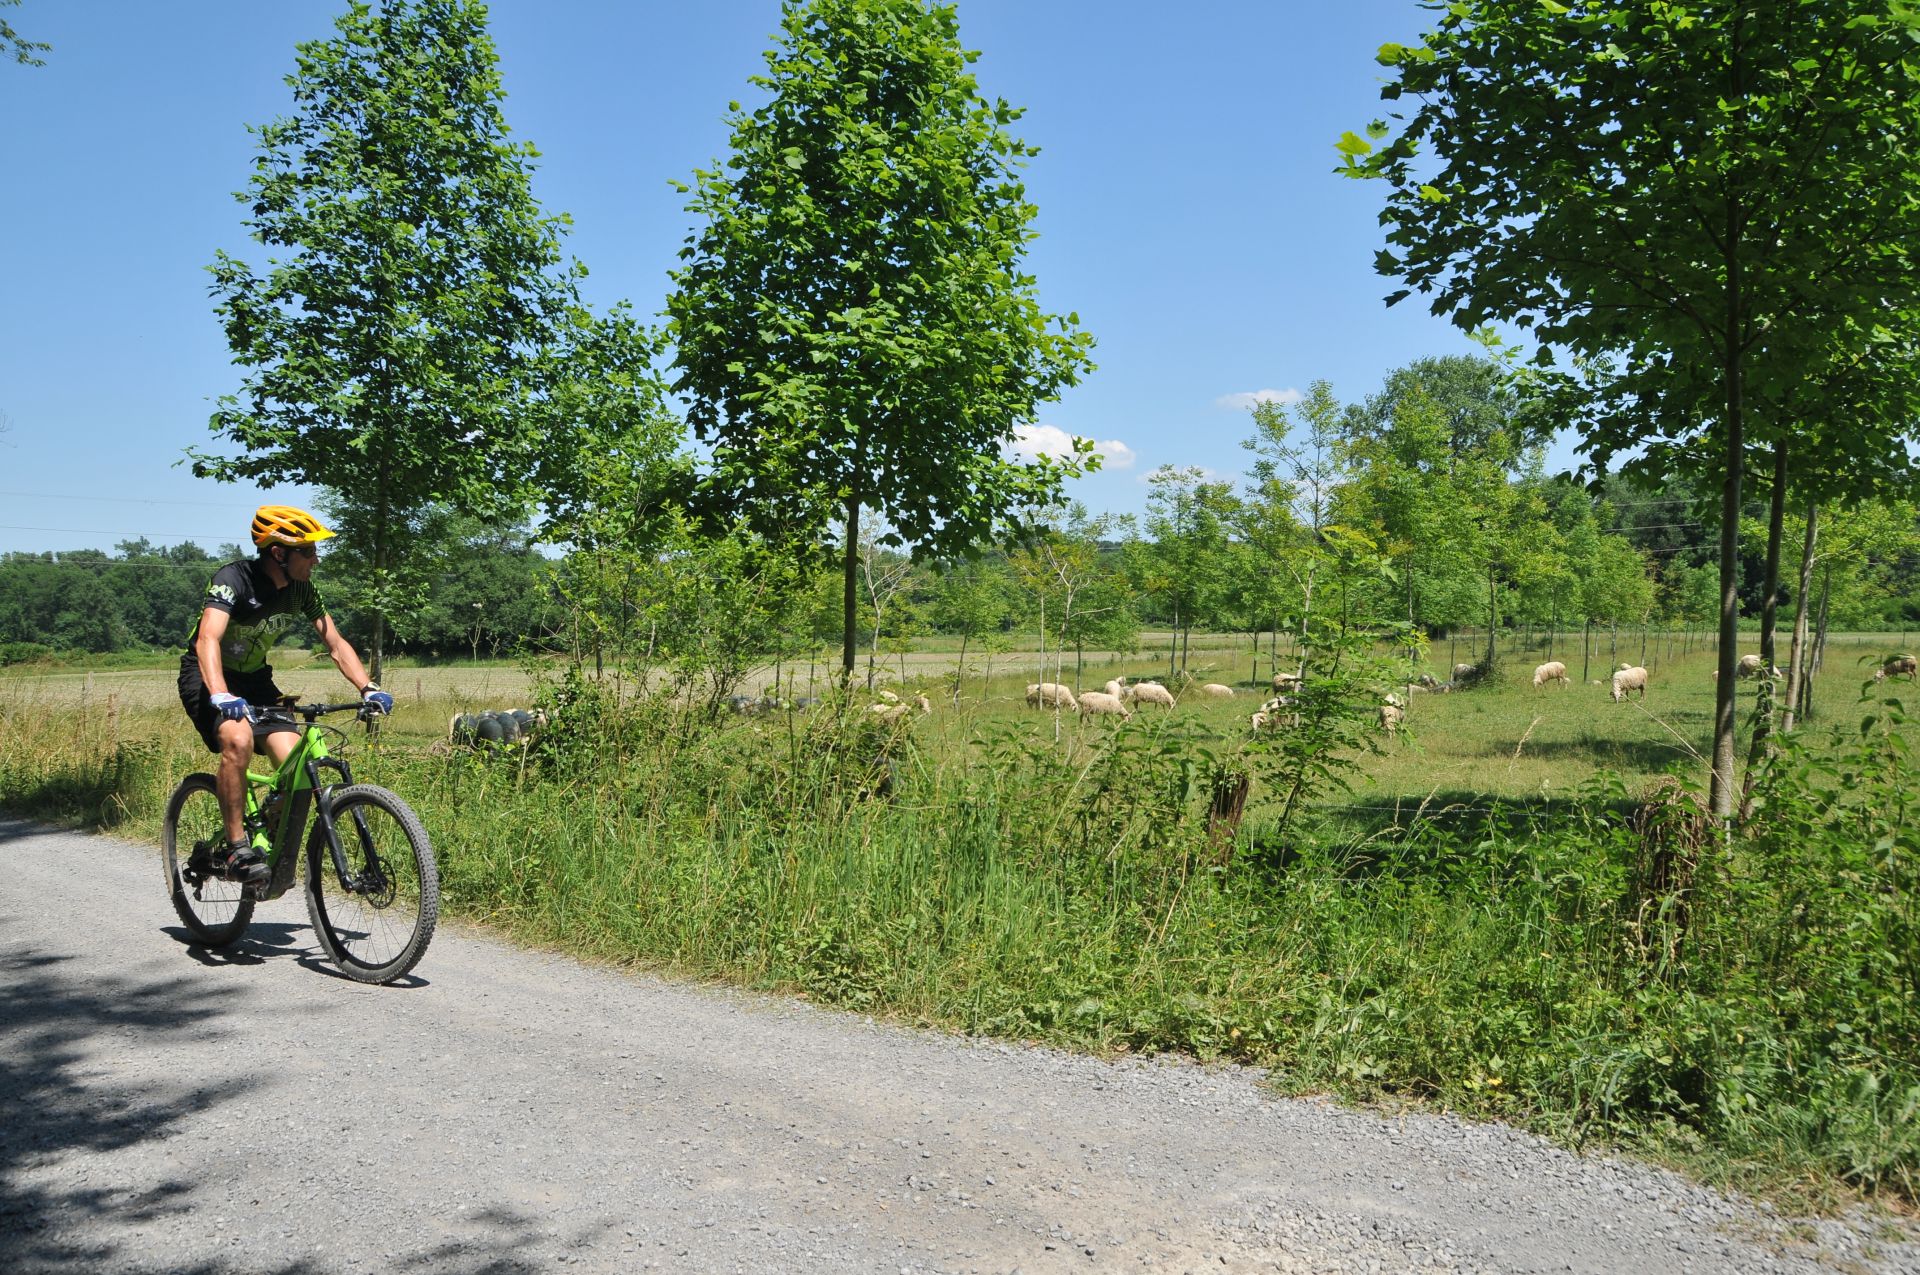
left=162, top=773, right=254, bottom=947
left=305, top=783, right=439, bottom=985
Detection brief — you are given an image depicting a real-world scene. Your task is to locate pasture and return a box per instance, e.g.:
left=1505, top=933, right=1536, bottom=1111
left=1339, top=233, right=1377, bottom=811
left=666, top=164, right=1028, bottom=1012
left=4, top=629, right=1916, bottom=1208
left=9, top=628, right=1909, bottom=813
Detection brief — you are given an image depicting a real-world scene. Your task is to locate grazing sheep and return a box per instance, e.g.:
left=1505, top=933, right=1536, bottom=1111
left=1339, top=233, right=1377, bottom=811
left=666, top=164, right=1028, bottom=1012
left=1711, top=655, right=1778, bottom=682
left=1025, top=682, right=1078, bottom=710
left=1271, top=671, right=1303, bottom=695
left=1076, top=690, right=1132, bottom=719
left=1453, top=662, right=1482, bottom=683
left=868, top=694, right=930, bottom=725
left=1532, top=660, right=1570, bottom=689
left=1251, top=694, right=1298, bottom=732
left=1874, top=654, right=1918, bottom=683
left=1415, top=672, right=1440, bottom=690
left=1611, top=665, right=1650, bottom=702
left=1104, top=677, right=1128, bottom=699
left=1126, top=680, right=1178, bottom=709
left=1197, top=683, right=1235, bottom=698
left=1378, top=694, right=1406, bottom=734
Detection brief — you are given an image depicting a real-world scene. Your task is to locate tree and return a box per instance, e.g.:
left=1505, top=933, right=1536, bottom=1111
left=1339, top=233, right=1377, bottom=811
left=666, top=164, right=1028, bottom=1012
left=1346, top=1, right=1920, bottom=814
left=1136, top=467, right=1235, bottom=679
left=194, top=0, right=629, bottom=680
left=2, top=0, right=48, bottom=66
left=666, top=0, right=1096, bottom=684
left=1242, top=381, right=1350, bottom=673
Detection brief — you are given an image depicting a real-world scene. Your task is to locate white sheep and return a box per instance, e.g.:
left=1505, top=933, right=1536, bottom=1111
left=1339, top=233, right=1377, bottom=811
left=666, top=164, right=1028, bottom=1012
left=1414, top=672, right=1440, bottom=690
left=1197, top=683, right=1235, bottom=698
left=1104, top=677, right=1128, bottom=699
left=1025, top=682, right=1078, bottom=710
left=1611, top=665, right=1649, bottom=702
left=1711, top=654, right=1779, bottom=681
left=1532, top=660, right=1569, bottom=689
left=1271, top=670, right=1303, bottom=695
left=1453, top=662, right=1482, bottom=683
left=1251, top=694, right=1297, bottom=732
left=1874, top=654, right=1918, bottom=683
left=867, top=701, right=911, bottom=724
left=1076, top=691, right=1132, bottom=720
left=1377, top=693, right=1406, bottom=734
left=1127, top=681, right=1177, bottom=709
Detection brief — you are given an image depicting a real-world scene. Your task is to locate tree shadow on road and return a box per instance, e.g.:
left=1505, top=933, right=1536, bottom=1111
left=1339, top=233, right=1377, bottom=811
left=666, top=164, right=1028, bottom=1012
left=0, top=947, right=280, bottom=1272
left=0, top=941, right=490, bottom=1272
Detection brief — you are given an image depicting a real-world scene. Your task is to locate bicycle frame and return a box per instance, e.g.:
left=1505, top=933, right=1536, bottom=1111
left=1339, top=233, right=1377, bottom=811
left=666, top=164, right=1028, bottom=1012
left=240, top=711, right=362, bottom=902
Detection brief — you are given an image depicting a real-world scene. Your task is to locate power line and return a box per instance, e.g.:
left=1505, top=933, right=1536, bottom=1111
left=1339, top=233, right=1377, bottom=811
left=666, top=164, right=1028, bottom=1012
left=0, top=489, right=267, bottom=510
left=0, top=523, right=234, bottom=540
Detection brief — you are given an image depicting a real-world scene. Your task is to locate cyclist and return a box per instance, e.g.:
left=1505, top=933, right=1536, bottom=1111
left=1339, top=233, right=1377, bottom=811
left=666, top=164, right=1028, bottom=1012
left=177, top=505, right=393, bottom=885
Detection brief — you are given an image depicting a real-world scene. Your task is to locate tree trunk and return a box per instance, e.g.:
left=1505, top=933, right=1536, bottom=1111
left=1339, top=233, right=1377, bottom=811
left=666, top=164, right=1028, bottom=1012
left=1782, top=501, right=1817, bottom=732
left=1709, top=357, right=1746, bottom=818
left=841, top=498, right=860, bottom=686
left=1484, top=563, right=1498, bottom=670
left=1742, top=442, right=1790, bottom=801
left=1802, top=561, right=1834, bottom=722
left=955, top=632, right=969, bottom=707
left=1168, top=606, right=1178, bottom=680
left=1581, top=618, right=1591, bottom=684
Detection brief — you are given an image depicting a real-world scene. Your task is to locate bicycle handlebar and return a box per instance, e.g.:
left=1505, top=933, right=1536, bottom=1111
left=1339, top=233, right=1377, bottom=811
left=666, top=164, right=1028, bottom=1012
left=248, top=701, right=381, bottom=724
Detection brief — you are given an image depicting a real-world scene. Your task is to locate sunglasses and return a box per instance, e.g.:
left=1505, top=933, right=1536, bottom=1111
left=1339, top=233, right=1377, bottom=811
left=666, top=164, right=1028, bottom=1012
left=286, top=545, right=319, bottom=559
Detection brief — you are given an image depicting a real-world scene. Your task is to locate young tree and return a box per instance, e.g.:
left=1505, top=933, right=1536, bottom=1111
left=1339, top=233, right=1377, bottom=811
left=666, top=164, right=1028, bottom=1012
left=194, top=0, right=629, bottom=680
left=666, top=0, right=1096, bottom=684
left=1137, top=467, right=1236, bottom=679
left=1347, top=1, right=1920, bottom=814
left=1242, top=381, right=1351, bottom=673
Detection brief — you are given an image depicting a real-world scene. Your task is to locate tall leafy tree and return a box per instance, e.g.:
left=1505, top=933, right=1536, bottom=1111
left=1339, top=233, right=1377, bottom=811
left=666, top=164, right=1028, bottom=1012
left=1242, top=381, right=1351, bottom=672
left=194, top=0, right=630, bottom=679
left=666, top=0, right=1096, bottom=683
left=1346, top=1, right=1920, bottom=814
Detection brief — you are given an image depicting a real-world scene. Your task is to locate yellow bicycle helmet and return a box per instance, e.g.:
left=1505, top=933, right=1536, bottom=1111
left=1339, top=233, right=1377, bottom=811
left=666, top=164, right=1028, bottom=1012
left=251, top=504, right=336, bottom=549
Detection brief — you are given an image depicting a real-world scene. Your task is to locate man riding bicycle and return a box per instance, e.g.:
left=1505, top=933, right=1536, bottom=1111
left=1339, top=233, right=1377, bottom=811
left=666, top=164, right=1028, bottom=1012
left=178, top=505, right=393, bottom=885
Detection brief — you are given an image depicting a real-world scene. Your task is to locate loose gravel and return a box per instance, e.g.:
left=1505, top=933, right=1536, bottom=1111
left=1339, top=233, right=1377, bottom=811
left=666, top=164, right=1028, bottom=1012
left=2, top=815, right=1914, bottom=1274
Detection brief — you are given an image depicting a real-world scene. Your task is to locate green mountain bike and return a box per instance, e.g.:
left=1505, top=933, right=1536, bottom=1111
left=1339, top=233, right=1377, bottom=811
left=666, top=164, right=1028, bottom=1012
left=162, top=700, right=438, bottom=985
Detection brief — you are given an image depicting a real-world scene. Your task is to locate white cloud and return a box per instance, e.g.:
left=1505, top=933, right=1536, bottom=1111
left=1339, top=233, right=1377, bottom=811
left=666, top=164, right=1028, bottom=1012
left=1213, top=387, right=1302, bottom=411
left=1008, top=423, right=1137, bottom=470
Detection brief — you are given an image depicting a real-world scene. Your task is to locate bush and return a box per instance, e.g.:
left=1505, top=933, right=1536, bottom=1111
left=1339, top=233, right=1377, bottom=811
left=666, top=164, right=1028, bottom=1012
left=0, top=642, right=54, bottom=667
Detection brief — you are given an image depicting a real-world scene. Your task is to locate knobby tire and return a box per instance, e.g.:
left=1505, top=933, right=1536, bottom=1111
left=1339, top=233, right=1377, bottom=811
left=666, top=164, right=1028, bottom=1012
left=161, top=773, right=254, bottom=948
left=304, top=783, right=438, bottom=985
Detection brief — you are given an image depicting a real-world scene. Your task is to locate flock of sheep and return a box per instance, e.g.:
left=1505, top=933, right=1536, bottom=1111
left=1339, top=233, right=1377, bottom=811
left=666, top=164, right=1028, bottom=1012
left=447, top=653, right=1915, bottom=746
left=1014, top=651, right=1916, bottom=739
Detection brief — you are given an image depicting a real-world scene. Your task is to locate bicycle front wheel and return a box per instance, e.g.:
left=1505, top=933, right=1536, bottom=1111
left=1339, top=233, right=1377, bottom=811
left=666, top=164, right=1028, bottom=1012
left=304, top=784, right=439, bottom=985
left=162, top=773, right=254, bottom=948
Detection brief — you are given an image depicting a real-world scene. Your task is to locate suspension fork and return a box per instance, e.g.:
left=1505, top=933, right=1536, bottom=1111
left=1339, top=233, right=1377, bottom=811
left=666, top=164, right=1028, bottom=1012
left=307, top=756, right=379, bottom=892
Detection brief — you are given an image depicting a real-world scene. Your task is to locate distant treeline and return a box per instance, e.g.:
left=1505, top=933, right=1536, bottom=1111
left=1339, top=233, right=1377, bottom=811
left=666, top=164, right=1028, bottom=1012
left=0, top=530, right=559, bottom=662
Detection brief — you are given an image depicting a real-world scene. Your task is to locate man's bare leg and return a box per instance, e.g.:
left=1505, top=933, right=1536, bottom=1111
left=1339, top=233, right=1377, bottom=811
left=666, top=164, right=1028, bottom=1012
left=213, top=721, right=300, bottom=844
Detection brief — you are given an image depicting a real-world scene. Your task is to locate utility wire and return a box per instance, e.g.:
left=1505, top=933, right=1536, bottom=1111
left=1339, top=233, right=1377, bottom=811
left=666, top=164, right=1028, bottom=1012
left=0, top=489, right=267, bottom=509
left=0, top=523, right=234, bottom=540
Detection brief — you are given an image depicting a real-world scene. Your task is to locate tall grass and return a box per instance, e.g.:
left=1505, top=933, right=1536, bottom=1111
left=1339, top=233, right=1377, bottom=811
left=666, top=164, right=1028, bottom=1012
left=1, top=658, right=1915, bottom=1207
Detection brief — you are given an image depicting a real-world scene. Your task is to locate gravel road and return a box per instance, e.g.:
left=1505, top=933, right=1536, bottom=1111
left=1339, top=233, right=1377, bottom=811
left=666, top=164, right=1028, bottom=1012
left=3, top=815, right=1914, bottom=1275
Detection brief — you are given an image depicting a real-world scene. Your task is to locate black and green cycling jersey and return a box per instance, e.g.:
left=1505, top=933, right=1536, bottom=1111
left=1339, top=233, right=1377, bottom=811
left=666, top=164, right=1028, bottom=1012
left=185, top=559, right=328, bottom=674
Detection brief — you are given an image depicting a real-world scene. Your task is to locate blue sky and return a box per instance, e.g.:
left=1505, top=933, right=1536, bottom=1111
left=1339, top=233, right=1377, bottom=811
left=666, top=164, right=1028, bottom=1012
left=0, top=0, right=1537, bottom=557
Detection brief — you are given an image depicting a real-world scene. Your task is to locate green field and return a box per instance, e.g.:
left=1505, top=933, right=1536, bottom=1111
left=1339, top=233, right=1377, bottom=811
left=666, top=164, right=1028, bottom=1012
left=4, top=629, right=1916, bottom=1209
